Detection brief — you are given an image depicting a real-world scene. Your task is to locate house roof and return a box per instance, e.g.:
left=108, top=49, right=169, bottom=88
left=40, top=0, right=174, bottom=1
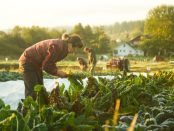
left=114, top=42, right=143, bottom=51
left=129, top=34, right=152, bottom=43
left=115, top=42, right=134, bottom=49
left=129, top=35, right=142, bottom=43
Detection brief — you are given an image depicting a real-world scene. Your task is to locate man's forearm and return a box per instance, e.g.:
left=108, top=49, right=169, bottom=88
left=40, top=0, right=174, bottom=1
left=56, top=70, right=68, bottom=78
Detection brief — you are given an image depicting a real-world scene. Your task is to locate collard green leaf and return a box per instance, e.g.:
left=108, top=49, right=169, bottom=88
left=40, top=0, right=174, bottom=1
left=0, top=99, right=5, bottom=109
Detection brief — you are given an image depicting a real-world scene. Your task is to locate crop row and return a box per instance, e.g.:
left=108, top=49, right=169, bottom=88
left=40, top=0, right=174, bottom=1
left=0, top=71, right=174, bottom=130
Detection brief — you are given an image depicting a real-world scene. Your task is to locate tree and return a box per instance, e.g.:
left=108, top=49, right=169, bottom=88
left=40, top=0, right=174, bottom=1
left=48, top=28, right=64, bottom=39
left=71, top=23, right=94, bottom=49
left=0, top=26, right=66, bottom=58
left=10, top=26, right=26, bottom=48
left=84, top=25, right=94, bottom=46
left=143, top=5, right=174, bottom=56
left=104, top=21, right=144, bottom=41
left=71, top=23, right=85, bottom=38
left=98, top=34, right=110, bottom=54
left=0, top=29, right=24, bottom=57
left=20, top=26, right=50, bottom=47
left=93, top=27, right=110, bottom=54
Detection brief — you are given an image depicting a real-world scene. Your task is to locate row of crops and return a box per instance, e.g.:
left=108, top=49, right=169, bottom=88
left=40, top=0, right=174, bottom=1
left=0, top=71, right=174, bottom=130
left=0, top=71, right=119, bottom=82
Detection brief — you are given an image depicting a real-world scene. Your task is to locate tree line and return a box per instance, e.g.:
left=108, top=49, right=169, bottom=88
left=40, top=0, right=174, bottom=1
left=142, top=5, right=174, bottom=56
left=0, top=24, right=111, bottom=59
left=106, top=5, right=174, bottom=57
left=0, top=5, right=173, bottom=59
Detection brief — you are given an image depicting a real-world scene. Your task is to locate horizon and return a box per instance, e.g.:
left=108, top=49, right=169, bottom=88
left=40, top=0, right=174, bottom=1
left=0, top=0, right=174, bottom=30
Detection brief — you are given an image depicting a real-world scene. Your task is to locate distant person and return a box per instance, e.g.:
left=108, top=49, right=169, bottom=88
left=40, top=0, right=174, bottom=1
left=77, top=57, right=88, bottom=71
left=84, top=47, right=97, bottom=75
left=120, top=58, right=130, bottom=72
left=124, top=58, right=130, bottom=72
left=117, top=58, right=123, bottom=71
left=19, top=34, right=83, bottom=100
left=100, top=55, right=104, bottom=61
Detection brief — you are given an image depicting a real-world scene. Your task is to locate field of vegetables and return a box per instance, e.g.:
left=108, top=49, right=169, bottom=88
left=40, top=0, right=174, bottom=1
left=0, top=71, right=174, bottom=130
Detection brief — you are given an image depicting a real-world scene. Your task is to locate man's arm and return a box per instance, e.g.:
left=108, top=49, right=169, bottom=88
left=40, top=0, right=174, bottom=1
left=43, top=62, right=68, bottom=78
left=56, top=70, right=69, bottom=78
left=42, top=45, right=68, bottom=78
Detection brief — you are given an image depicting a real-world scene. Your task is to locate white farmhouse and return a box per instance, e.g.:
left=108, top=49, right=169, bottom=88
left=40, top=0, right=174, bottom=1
left=113, top=42, right=144, bottom=57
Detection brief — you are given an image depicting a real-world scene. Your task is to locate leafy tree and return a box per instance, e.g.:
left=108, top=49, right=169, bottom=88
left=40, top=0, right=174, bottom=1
left=10, top=26, right=26, bottom=48
left=25, top=26, right=50, bottom=44
left=140, top=38, right=162, bottom=56
left=83, top=25, right=94, bottom=46
left=48, top=28, right=65, bottom=39
left=72, top=24, right=111, bottom=54
left=93, top=27, right=110, bottom=54
left=104, top=21, right=144, bottom=41
left=0, top=28, right=24, bottom=57
left=71, top=23, right=86, bottom=41
left=0, top=26, right=66, bottom=58
left=98, top=34, right=110, bottom=54
left=143, top=5, right=174, bottom=56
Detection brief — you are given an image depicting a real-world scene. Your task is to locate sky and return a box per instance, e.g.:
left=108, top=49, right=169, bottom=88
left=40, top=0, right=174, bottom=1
left=0, top=0, right=174, bottom=29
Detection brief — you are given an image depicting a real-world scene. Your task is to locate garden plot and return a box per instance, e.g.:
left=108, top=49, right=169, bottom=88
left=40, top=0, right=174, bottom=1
left=0, top=72, right=174, bottom=130
left=0, top=79, right=70, bottom=109
left=0, top=76, right=114, bottom=109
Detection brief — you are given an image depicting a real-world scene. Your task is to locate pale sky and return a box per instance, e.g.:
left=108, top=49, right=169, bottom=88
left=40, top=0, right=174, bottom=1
left=0, top=0, right=174, bottom=29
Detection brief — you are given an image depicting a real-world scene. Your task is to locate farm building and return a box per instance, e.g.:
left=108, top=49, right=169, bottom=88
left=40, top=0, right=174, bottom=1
left=113, top=42, right=144, bottom=57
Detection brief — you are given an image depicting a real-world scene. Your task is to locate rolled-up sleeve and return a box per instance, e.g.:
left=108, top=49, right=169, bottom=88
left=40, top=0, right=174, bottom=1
left=42, top=40, right=68, bottom=76
left=42, top=45, right=58, bottom=76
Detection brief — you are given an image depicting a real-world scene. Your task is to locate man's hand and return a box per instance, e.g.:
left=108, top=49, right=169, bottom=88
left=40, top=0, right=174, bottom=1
left=57, top=70, right=69, bottom=78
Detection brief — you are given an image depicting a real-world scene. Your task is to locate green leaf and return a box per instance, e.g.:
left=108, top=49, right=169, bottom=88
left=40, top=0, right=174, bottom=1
left=51, top=112, right=75, bottom=129
left=76, top=125, right=93, bottom=131
left=32, top=123, right=48, bottom=131
left=34, top=85, right=44, bottom=92
left=0, top=99, right=5, bottom=109
left=134, top=77, right=142, bottom=85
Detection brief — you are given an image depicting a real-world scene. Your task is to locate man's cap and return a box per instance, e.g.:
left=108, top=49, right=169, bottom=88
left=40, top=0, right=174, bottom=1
left=69, top=34, right=83, bottom=48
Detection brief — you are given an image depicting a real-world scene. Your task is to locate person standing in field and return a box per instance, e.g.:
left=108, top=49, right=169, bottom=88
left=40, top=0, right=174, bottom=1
left=77, top=57, right=88, bottom=71
left=84, top=47, right=97, bottom=75
left=19, top=34, right=83, bottom=100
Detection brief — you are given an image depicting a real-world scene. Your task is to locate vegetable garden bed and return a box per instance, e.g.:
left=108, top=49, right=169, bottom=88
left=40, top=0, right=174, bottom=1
left=0, top=71, right=174, bottom=130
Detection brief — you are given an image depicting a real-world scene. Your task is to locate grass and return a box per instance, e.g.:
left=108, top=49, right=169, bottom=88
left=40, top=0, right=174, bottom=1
left=130, top=61, right=174, bottom=72
left=1, top=60, right=174, bottom=73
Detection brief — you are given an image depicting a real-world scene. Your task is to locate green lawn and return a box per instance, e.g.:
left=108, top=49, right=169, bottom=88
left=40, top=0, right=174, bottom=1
left=130, top=61, right=174, bottom=72
left=0, top=60, right=174, bottom=73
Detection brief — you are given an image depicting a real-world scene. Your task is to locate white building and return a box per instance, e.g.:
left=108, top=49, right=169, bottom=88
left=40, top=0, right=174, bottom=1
left=113, top=42, right=144, bottom=57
